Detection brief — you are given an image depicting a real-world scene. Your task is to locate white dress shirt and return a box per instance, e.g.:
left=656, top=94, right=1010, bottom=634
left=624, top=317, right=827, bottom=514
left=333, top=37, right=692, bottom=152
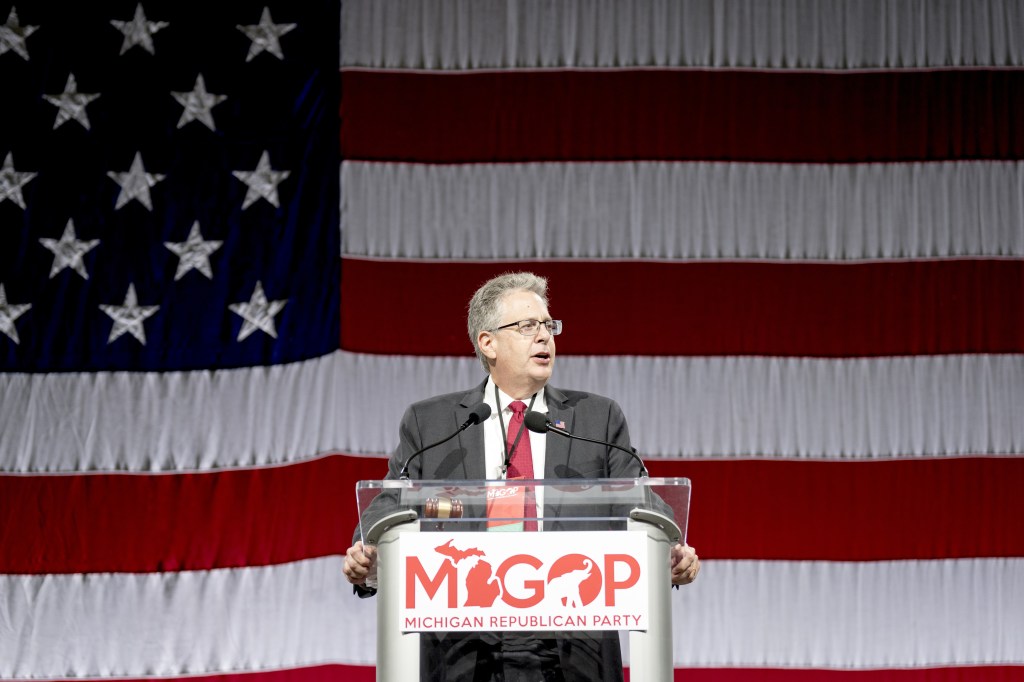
left=481, top=376, right=548, bottom=481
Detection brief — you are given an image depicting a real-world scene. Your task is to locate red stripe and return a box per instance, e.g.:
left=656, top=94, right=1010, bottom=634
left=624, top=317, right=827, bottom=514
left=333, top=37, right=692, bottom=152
left=338, top=258, right=1024, bottom=357
left=25, top=666, right=1024, bottom=682
left=0, top=455, right=388, bottom=574
left=340, top=70, right=1024, bottom=163
left=647, top=457, right=1024, bottom=561
left=3, top=455, right=1022, bottom=574
left=659, top=667, right=1024, bottom=682
left=25, top=665, right=374, bottom=682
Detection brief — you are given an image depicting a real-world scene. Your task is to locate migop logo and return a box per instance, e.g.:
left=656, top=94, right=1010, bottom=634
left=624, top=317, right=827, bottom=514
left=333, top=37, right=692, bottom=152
left=405, top=538, right=642, bottom=609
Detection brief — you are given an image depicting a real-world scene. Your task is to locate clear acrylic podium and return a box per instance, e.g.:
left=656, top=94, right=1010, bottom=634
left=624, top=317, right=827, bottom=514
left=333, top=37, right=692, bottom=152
left=356, top=477, right=690, bottom=682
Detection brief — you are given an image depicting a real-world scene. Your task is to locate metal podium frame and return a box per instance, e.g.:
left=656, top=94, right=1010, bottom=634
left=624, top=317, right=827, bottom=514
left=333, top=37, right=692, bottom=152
left=357, top=477, right=690, bottom=682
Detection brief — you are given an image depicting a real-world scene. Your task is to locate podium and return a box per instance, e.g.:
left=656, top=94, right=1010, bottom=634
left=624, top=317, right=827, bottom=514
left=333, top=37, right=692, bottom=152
left=356, top=477, right=690, bottom=682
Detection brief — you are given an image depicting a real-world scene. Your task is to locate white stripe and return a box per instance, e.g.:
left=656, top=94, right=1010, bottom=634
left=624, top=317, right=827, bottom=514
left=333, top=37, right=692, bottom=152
left=332, top=352, right=1024, bottom=460
left=3, top=351, right=1022, bottom=472
left=269, top=558, right=1024, bottom=669
left=341, top=0, right=1024, bottom=70
left=0, top=352, right=349, bottom=473
left=341, top=161, right=1024, bottom=261
left=667, top=558, right=1024, bottom=668
left=9, top=557, right=1015, bottom=674
left=0, top=556, right=376, bottom=678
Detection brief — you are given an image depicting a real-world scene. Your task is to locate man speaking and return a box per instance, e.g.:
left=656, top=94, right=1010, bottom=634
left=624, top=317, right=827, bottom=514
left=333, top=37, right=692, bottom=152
left=344, top=272, right=700, bottom=681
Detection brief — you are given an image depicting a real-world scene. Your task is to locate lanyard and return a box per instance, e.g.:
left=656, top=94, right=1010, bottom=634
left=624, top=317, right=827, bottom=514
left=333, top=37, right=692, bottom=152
left=495, top=383, right=537, bottom=477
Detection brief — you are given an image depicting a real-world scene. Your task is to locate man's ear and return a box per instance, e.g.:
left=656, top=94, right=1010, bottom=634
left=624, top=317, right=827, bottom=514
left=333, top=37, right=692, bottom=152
left=478, top=330, right=498, bottom=361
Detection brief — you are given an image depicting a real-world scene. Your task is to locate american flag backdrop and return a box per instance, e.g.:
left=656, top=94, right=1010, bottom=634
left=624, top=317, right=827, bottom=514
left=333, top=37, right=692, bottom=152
left=2, top=1, right=1024, bottom=681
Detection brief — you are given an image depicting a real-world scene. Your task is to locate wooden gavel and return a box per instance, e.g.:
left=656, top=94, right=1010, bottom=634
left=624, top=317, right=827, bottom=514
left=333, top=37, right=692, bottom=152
left=424, top=497, right=464, bottom=519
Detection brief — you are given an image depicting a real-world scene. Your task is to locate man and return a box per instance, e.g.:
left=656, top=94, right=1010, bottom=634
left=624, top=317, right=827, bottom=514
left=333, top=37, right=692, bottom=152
left=344, top=272, right=700, bottom=681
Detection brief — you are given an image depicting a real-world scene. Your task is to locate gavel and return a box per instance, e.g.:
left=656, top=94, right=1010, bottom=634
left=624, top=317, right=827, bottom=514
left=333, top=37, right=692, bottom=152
left=424, top=497, right=464, bottom=519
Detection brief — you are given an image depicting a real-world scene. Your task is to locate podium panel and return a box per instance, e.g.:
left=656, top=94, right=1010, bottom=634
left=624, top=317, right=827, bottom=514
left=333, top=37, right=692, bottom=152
left=356, top=477, right=690, bottom=682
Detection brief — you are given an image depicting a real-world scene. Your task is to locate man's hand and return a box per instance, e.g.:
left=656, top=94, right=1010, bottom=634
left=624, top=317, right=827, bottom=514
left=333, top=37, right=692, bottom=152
left=343, top=541, right=377, bottom=586
left=671, top=543, right=700, bottom=585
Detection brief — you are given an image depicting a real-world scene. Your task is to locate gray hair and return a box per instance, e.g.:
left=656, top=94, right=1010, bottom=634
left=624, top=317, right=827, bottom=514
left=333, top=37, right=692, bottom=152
left=467, top=272, right=549, bottom=371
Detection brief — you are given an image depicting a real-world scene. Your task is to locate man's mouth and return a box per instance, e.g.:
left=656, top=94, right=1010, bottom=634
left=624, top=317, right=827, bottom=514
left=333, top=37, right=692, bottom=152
left=532, top=352, right=551, bottom=362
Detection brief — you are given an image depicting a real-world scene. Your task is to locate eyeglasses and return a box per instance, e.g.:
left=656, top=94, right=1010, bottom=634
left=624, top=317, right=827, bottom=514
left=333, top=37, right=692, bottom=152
left=491, top=319, right=563, bottom=336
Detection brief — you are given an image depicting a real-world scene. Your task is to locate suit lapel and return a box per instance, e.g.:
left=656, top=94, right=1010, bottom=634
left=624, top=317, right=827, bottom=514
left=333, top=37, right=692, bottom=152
left=451, top=381, right=575, bottom=479
left=544, top=385, right=574, bottom=477
left=455, top=381, right=488, bottom=480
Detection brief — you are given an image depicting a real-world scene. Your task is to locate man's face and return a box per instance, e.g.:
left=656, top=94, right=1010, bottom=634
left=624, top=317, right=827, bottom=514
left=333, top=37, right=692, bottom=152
left=479, top=290, right=556, bottom=397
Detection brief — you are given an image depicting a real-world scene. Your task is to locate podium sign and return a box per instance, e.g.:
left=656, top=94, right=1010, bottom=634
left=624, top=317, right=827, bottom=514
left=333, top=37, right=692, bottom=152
left=399, top=530, right=649, bottom=632
left=357, top=477, right=690, bottom=682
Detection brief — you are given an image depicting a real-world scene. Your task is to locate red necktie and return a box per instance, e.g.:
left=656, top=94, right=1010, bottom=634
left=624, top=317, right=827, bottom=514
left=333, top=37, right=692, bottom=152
left=506, top=400, right=537, bottom=531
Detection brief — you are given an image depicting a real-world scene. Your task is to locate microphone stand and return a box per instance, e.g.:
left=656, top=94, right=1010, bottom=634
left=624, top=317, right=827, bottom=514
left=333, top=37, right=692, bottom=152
left=543, top=426, right=650, bottom=478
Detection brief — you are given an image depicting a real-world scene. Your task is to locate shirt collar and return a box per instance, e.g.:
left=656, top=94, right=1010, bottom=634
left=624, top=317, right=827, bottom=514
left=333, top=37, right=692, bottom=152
left=484, top=376, right=548, bottom=415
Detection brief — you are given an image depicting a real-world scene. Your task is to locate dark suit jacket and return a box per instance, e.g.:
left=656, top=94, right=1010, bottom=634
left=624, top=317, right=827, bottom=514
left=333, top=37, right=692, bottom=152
left=391, top=380, right=642, bottom=482
left=362, top=380, right=643, bottom=682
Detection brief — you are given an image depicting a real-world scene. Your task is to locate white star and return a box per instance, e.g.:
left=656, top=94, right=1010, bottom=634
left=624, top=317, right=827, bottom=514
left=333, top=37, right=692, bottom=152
left=229, top=281, right=287, bottom=341
left=164, top=221, right=223, bottom=280
left=110, top=4, right=168, bottom=55
left=0, top=152, right=36, bottom=209
left=99, top=283, right=159, bottom=345
left=0, top=7, right=37, bottom=60
left=233, top=150, right=290, bottom=209
left=237, top=7, right=296, bottom=62
left=0, top=284, right=31, bottom=345
left=42, top=73, right=100, bottom=130
left=171, top=74, right=227, bottom=131
left=38, top=219, right=100, bottom=280
left=107, top=151, right=165, bottom=211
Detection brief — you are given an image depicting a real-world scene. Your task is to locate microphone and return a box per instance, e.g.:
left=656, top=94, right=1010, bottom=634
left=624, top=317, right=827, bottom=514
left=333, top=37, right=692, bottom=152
left=398, top=403, right=491, bottom=479
left=524, top=411, right=649, bottom=477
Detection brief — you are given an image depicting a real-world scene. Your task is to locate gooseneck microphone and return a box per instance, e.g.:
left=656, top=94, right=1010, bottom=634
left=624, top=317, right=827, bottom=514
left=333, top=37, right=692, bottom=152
left=523, top=410, right=649, bottom=477
left=398, top=403, right=492, bottom=479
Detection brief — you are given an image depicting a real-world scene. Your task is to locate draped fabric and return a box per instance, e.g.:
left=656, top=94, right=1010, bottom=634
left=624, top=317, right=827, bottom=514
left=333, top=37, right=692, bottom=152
left=5, top=353, right=1024, bottom=468
left=341, top=0, right=1024, bottom=70
left=2, top=1, right=1023, bottom=682
left=342, top=161, right=1024, bottom=260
